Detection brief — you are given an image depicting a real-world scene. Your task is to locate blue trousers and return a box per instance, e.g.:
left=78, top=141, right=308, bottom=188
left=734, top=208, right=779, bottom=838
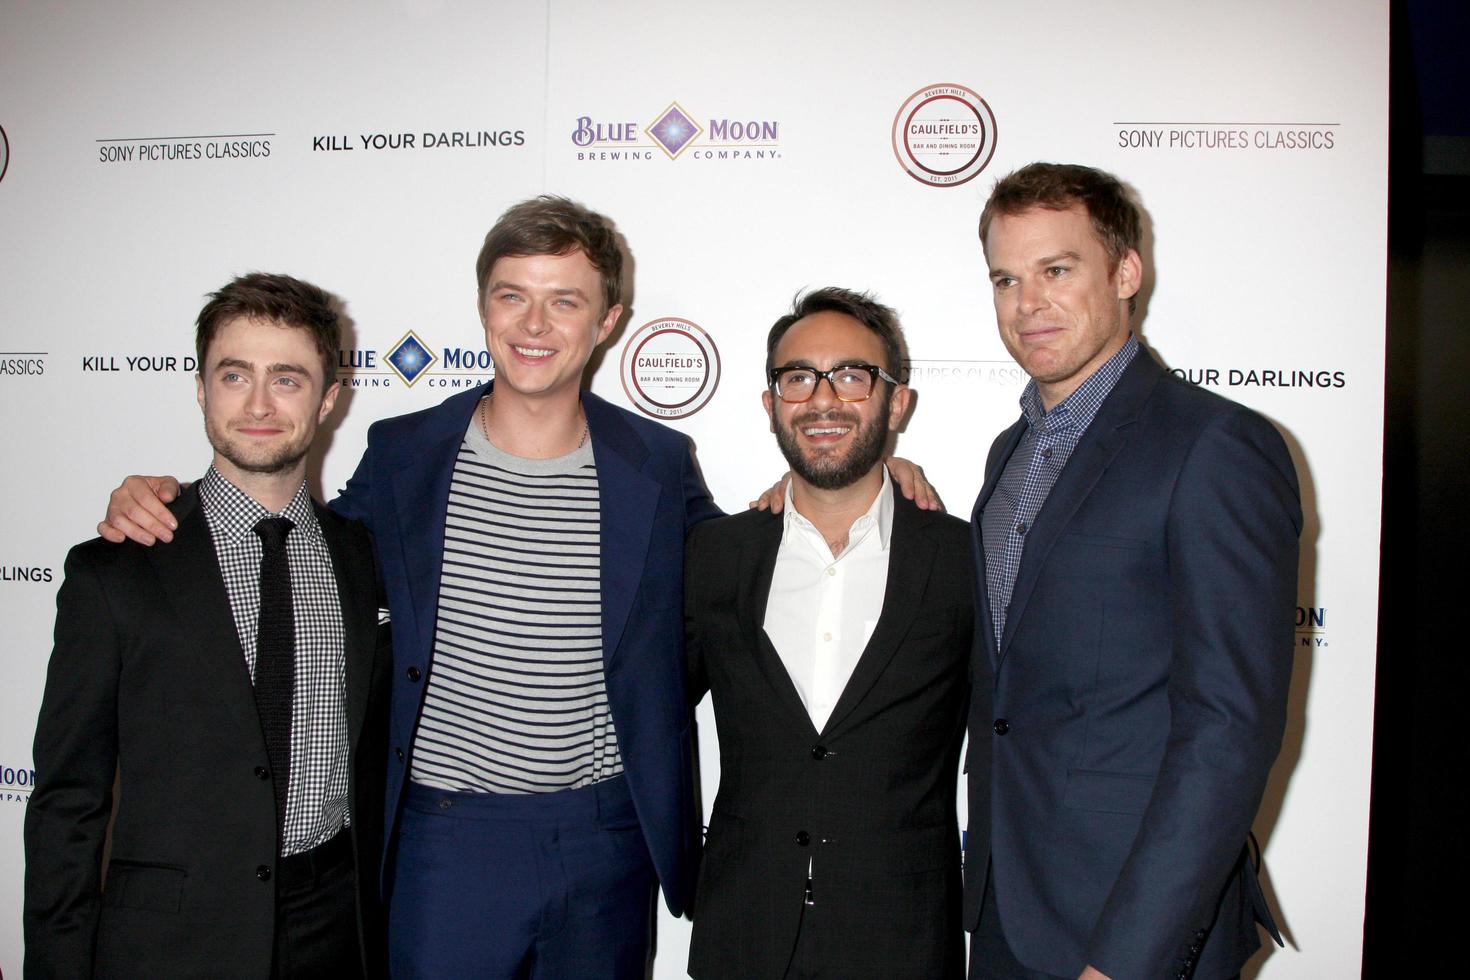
left=388, top=776, right=656, bottom=979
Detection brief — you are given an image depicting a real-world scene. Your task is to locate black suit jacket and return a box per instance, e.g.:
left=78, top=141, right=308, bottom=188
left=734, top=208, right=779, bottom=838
left=685, top=491, right=973, bottom=980
left=964, top=351, right=1300, bottom=980
left=24, top=485, right=391, bottom=979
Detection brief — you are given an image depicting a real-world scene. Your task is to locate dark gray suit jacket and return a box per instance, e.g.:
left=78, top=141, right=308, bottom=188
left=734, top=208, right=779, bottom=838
left=24, top=484, right=390, bottom=979
left=686, top=491, right=973, bottom=980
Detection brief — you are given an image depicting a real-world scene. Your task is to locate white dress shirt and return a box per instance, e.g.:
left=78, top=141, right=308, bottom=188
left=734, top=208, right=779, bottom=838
left=763, top=468, right=894, bottom=732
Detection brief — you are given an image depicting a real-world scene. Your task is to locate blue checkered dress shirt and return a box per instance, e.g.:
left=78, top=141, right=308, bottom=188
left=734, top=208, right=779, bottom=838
left=980, top=336, right=1140, bottom=646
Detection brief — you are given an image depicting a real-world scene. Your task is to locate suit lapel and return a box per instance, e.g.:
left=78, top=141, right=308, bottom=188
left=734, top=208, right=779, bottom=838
left=737, top=510, right=815, bottom=731
left=390, top=392, right=475, bottom=663
left=317, top=503, right=374, bottom=749
left=584, top=393, right=660, bottom=669
left=146, top=486, right=262, bottom=743
left=821, top=494, right=936, bottom=738
left=971, top=420, right=1025, bottom=669
left=998, top=353, right=1164, bottom=660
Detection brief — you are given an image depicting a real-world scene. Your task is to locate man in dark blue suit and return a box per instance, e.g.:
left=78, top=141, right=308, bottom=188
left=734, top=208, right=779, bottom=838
left=964, top=164, right=1301, bottom=980
left=329, top=196, right=721, bottom=978
left=100, top=197, right=720, bottom=979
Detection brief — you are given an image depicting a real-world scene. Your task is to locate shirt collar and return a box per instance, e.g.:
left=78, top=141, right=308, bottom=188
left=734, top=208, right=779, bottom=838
left=198, top=466, right=321, bottom=545
left=781, top=465, right=895, bottom=553
left=1018, top=333, right=1140, bottom=435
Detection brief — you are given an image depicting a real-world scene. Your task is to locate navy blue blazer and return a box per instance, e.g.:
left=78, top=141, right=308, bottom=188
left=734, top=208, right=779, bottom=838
left=964, top=351, right=1301, bottom=980
left=331, top=383, right=721, bottom=915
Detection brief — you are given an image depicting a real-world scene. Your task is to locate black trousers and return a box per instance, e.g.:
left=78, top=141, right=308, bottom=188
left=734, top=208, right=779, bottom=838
left=272, top=831, right=362, bottom=980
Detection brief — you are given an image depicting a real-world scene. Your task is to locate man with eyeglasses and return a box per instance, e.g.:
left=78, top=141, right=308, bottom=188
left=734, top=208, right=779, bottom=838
left=683, top=287, right=974, bottom=980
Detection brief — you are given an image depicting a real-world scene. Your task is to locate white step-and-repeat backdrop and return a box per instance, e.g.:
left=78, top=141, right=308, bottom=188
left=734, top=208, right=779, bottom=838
left=0, top=2, right=1385, bottom=976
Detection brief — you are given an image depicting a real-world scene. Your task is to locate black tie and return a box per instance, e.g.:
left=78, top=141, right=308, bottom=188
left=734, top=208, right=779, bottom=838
left=252, top=516, right=295, bottom=839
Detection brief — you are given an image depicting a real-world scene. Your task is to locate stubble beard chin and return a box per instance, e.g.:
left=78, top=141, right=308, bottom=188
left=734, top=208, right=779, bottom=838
left=208, top=421, right=309, bottom=476
left=775, top=404, right=889, bottom=492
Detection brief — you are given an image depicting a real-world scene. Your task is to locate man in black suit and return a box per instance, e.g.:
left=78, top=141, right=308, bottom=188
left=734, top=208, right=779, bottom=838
left=964, top=163, right=1301, bottom=980
left=685, top=288, right=973, bottom=979
left=24, top=273, right=390, bottom=979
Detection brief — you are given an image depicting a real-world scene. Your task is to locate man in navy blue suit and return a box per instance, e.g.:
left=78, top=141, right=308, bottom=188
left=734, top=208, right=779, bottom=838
left=329, top=197, right=724, bottom=978
left=963, top=163, right=1301, bottom=980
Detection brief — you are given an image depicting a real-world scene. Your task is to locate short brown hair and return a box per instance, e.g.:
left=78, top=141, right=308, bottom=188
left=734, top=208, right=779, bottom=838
left=978, top=162, right=1141, bottom=269
left=195, top=273, right=340, bottom=384
left=475, top=195, right=623, bottom=314
left=766, top=287, right=908, bottom=380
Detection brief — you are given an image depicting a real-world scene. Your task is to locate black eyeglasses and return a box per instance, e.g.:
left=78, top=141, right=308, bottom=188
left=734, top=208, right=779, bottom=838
left=767, top=362, right=900, bottom=403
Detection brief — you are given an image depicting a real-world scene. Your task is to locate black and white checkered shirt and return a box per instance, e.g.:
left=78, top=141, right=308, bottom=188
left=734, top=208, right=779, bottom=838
left=198, top=467, right=349, bottom=857
left=980, top=336, right=1140, bottom=645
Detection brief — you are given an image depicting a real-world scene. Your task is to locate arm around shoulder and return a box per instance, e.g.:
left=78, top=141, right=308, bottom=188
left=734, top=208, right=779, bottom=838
left=99, top=475, right=182, bottom=545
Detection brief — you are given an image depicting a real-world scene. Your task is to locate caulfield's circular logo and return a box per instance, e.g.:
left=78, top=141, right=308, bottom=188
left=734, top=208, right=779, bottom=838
left=0, top=124, right=10, bottom=184
left=620, top=317, right=721, bottom=420
left=892, top=83, right=996, bottom=188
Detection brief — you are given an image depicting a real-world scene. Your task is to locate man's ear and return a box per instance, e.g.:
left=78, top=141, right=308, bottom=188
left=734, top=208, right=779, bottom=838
left=887, top=384, right=912, bottom=431
left=596, top=303, right=624, bottom=345
left=318, top=381, right=341, bottom=423
left=1116, top=248, right=1143, bottom=301
left=762, top=389, right=776, bottom=433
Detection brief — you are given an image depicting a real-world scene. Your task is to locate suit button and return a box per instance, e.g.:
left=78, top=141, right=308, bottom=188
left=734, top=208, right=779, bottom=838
left=811, top=745, right=828, bottom=760
left=406, top=665, right=422, bottom=682
left=256, top=865, right=272, bottom=881
left=395, top=747, right=405, bottom=762
left=254, top=766, right=269, bottom=780
left=795, top=831, right=810, bottom=847
left=1195, top=929, right=1207, bottom=940
left=993, top=719, right=1010, bottom=736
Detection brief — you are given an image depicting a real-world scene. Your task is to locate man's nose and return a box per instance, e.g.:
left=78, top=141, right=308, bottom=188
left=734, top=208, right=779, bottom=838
left=808, top=373, right=842, bottom=408
left=523, top=302, right=549, bottom=335
left=246, top=381, right=273, bottom=416
left=1017, top=277, right=1049, bottom=314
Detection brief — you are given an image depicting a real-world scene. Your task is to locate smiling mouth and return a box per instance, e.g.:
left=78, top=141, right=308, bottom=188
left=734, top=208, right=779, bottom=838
left=513, top=345, right=555, bottom=358
left=801, top=424, right=852, bottom=438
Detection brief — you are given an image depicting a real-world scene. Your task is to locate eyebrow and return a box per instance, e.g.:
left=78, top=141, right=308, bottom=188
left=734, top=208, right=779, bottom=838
left=772, top=358, right=878, bottom=371
left=488, top=279, right=591, bottom=302
left=215, top=358, right=311, bottom=376
left=989, top=250, right=1084, bottom=279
